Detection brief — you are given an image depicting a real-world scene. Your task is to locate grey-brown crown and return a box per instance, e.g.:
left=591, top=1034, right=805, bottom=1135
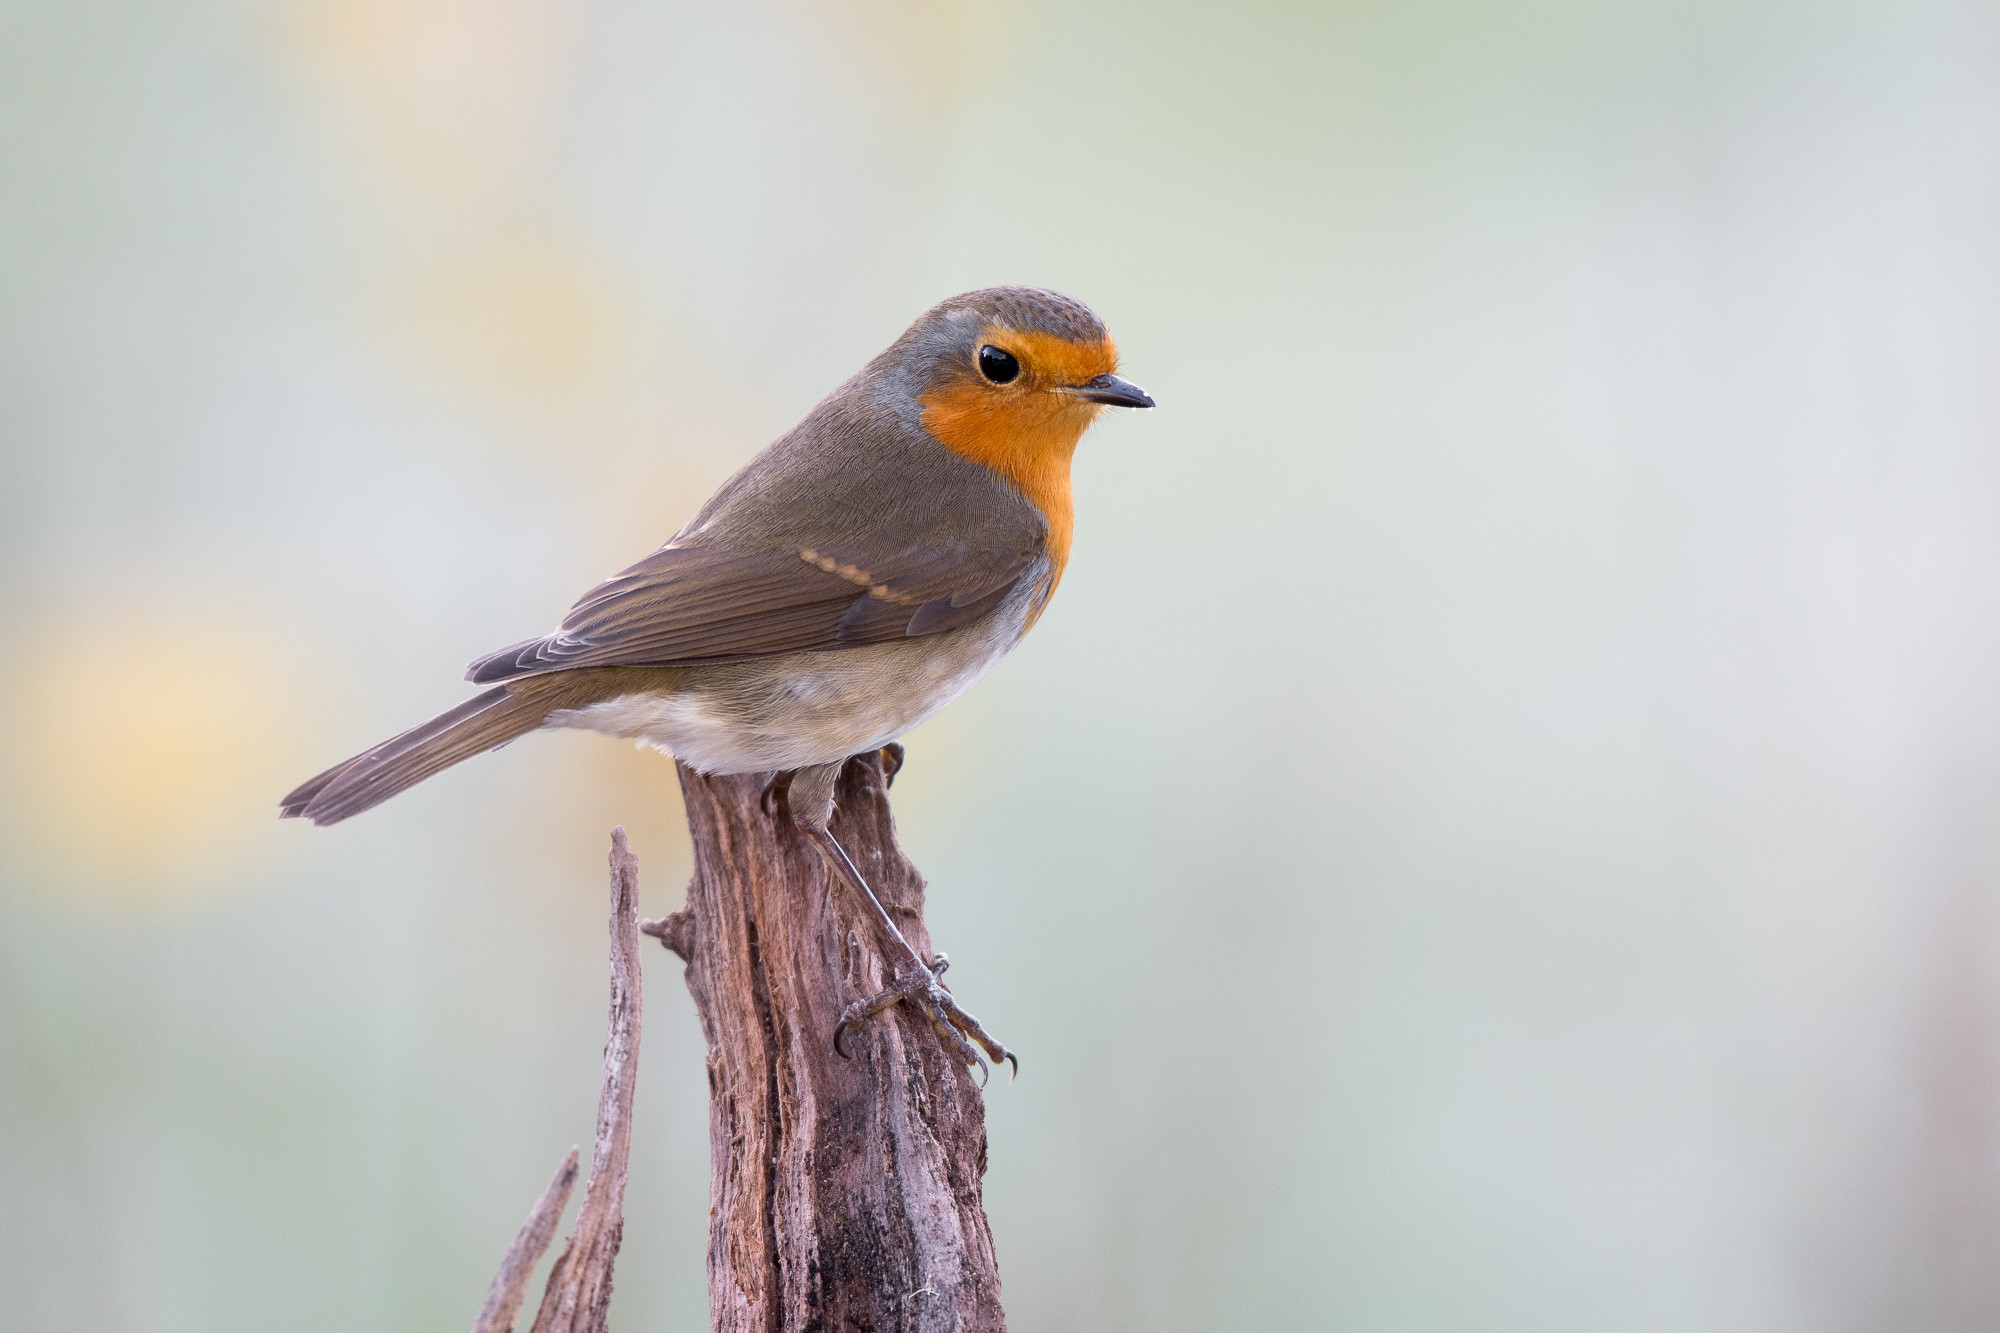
left=919, top=287, right=1110, bottom=345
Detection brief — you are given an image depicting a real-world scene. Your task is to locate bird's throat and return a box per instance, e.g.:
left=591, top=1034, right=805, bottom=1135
left=918, top=388, right=1092, bottom=595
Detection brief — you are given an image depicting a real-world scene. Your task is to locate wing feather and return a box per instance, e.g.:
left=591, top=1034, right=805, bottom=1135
left=466, top=536, right=1040, bottom=684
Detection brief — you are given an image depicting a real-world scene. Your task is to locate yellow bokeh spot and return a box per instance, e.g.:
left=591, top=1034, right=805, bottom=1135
left=394, top=233, right=622, bottom=396
left=0, top=617, right=300, bottom=908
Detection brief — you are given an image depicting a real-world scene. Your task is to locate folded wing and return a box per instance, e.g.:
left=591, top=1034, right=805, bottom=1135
left=466, top=537, right=1041, bottom=685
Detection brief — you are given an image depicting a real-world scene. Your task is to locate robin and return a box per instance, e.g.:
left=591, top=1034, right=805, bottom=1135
left=281, top=286, right=1153, bottom=1075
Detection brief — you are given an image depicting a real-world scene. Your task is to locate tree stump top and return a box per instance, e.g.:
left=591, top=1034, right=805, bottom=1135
left=671, top=753, right=1004, bottom=1333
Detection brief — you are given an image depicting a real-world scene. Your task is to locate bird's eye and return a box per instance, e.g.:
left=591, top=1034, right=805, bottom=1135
left=977, top=344, right=1021, bottom=384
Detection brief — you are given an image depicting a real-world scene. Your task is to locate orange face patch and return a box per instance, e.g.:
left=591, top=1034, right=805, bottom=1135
left=916, top=325, right=1120, bottom=599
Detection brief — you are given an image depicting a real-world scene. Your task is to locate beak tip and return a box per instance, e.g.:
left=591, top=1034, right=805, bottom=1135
left=1074, top=373, right=1156, bottom=410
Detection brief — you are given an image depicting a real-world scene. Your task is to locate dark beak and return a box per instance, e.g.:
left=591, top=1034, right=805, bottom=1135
left=1067, top=373, right=1155, bottom=409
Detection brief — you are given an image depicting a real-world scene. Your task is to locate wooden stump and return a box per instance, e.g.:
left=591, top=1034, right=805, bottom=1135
left=654, top=751, right=1004, bottom=1333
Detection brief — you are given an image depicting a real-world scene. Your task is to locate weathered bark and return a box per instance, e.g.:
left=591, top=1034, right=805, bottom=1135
left=471, top=829, right=644, bottom=1333
left=472, top=1148, right=579, bottom=1333
left=657, top=751, right=1004, bottom=1333
left=528, top=829, right=643, bottom=1333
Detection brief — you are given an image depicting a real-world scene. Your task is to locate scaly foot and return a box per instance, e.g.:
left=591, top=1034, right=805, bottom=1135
left=834, top=951, right=1017, bottom=1082
left=784, top=756, right=1016, bottom=1081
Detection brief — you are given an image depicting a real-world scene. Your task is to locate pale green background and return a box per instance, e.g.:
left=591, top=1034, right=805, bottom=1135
left=3, top=1, right=1998, bottom=1329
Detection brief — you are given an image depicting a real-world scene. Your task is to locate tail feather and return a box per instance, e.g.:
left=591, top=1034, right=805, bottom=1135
left=280, top=685, right=555, bottom=826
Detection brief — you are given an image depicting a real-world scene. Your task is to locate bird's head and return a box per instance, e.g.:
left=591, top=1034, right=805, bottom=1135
left=874, top=287, right=1153, bottom=475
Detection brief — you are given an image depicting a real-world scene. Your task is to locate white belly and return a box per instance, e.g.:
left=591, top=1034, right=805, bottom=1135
left=543, top=576, right=1038, bottom=774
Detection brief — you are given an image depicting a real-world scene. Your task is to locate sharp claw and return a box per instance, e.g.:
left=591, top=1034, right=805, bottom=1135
left=805, top=815, right=1012, bottom=1081
left=931, top=992, right=1014, bottom=1075
left=831, top=963, right=1013, bottom=1079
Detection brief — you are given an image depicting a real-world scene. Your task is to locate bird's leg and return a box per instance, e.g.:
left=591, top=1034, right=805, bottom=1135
left=799, top=822, right=1016, bottom=1079
left=782, top=758, right=1015, bottom=1079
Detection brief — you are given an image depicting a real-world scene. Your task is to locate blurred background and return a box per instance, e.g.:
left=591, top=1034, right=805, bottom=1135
left=4, top=0, right=1998, bottom=1328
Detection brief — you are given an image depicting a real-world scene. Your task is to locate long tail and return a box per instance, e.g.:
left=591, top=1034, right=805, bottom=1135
left=280, top=685, right=557, bottom=826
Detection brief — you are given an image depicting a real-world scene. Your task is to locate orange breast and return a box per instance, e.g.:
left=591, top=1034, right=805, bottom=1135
left=916, top=328, right=1118, bottom=607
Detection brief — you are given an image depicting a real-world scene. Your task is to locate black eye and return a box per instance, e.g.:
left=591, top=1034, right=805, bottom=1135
left=977, top=344, right=1021, bottom=384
